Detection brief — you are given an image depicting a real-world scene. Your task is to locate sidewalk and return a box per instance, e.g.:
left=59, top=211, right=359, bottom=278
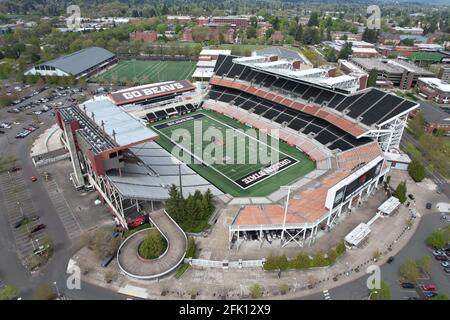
left=73, top=169, right=448, bottom=300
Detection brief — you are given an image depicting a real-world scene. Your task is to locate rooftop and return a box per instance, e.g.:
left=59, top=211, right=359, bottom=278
left=34, top=47, right=115, bottom=76
left=79, top=97, right=159, bottom=151
left=254, top=46, right=311, bottom=65
left=418, top=77, right=450, bottom=93
left=418, top=101, right=450, bottom=124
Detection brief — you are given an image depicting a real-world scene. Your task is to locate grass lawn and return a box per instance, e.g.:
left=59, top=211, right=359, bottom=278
left=95, top=60, right=197, bottom=85
left=151, top=110, right=315, bottom=197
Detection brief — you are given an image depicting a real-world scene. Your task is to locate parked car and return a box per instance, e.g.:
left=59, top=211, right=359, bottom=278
left=387, top=256, right=395, bottom=263
left=421, top=284, right=436, bottom=292
left=9, top=166, right=21, bottom=173
left=126, top=215, right=147, bottom=228
left=435, top=255, right=449, bottom=262
left=30, top=224, right=46, bottom=234
left=441, top=261, right=450, bottom=268
left=424, top=292, right=438, bottom=299
left=0, top=130, right=4, bottom=134
left=432, top=250, right=445, bottom=256
left=426, top=203, right=432, bottom=210
left=401, top=282, right=415, bottom=289
left=444, top=267, right=450, bottom=274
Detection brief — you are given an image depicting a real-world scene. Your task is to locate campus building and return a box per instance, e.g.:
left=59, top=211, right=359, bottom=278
left=349, top=57, right=434, bottom=89
left=417, top=77, right=450, bottom=104
left=24, top=47, right=117, bottom=79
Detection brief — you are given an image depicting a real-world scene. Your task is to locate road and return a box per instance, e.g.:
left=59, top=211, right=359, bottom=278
left=303, top=211, right=450, bottom=300
left=401, top=131, right=450, bottom=198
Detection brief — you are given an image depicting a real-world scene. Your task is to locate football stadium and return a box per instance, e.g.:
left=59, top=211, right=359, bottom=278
left=56, top=49, right=419, bottom=278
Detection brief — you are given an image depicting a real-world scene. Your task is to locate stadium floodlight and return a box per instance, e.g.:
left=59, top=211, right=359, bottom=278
left=280, top=185, right=301, bottom=243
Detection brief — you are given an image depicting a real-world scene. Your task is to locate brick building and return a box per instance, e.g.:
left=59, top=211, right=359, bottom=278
left=129, top=31, right=157, bottom=43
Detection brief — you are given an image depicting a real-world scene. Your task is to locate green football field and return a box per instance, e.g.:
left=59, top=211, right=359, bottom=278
left=95, top=60, right=196, bottom=84
left=151, top=110, right=315, bottom=197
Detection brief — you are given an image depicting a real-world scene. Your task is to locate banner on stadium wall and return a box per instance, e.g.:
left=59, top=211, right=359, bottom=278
left=109, top=80, right=195, bottom=105
left=326, top=156, right=385, bottom=209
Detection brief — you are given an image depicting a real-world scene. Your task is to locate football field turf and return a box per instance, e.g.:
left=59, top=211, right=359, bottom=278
left=151, top=110, right=315, bottom=197
left=95, top=60, right=197, bottom=84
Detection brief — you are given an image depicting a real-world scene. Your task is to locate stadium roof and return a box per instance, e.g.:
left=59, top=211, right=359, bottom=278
left=35, top=47, right=115, bottom=76
left=254, top=46, right=311, bottom=64
left=106, top=142, right=223, bottom=200
left=80, top=98, right=159, bottom=152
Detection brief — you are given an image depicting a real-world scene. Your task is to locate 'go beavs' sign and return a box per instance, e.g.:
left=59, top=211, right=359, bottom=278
left=110, top=80, right=195, bottom=105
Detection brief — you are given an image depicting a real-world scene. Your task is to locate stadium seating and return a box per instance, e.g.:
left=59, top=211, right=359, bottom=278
left=209, top=85, right=372, bottom=152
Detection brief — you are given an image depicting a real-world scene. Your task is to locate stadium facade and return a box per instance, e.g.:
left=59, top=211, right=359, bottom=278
left=56, top=51, right=418, bottom=249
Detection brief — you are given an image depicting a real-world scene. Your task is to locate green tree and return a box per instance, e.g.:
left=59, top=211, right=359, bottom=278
left=324, top=47, right=337, bottom=62
left=0, top=285, right=18, bottom=300
left=393, top=181, right=407, bottom=204
left=416, top=256, right=432, bottom=275
left=408, top=111, right=425, bottom=138
left=426, top=230, right=446, bottom=249
left=399, top=259, right=420, bottom=281
left=307, top=12, right=320, bottom=27
left=408, top=158, right=426, bottom=182
left=369, top=280, right=391, bottom=300
left=246, top=26, right=257, bottom=39
left=367, top=69, right=378, bottom=87
left=139, top=229, right=167, bottom=259
left=338, top=42, right=353, bottom=60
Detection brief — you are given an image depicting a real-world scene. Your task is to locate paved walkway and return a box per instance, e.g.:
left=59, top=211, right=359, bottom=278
left=117, top=210, right=187, bottom=279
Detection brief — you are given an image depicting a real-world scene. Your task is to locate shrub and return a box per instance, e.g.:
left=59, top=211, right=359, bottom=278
left=279, top=283, right=289, bottom=295
left=103, top=270, right=115, bottom=283
left=249, top=284, right=263, bottom=299
left=186, top=237, right=197, bottom=258
left=290, top=253, right=311, bottom=269
left=0, top=285, right=18, bottom=300
left=175, top=263, right=190, bottom=279
left=34, top=284, right=55, bottom=300
left=312, top=252, right=329, bottom=267
left=139, top=229, right=167, bottom=259
left=335, top=240, right=346, bottom=256
left=327, top=248, right=338, bottom=265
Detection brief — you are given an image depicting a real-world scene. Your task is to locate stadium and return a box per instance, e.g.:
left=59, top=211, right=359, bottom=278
left=56, top=50, right=418, bottom=258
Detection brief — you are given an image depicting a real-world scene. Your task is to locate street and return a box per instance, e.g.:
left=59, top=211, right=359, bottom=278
left=303, top=211, right=450, bottom=300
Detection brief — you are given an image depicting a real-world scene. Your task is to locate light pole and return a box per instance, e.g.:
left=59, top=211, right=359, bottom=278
left=280, top=185, right=295, bottom=243
left=53, top=281, right=61, bottom=298
left=367, top=290, right=378, bottom=300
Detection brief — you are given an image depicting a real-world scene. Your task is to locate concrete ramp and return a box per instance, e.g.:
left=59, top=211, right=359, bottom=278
left=117, top=210, right=187, bottom=279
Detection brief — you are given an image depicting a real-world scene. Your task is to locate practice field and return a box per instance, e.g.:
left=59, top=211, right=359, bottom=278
left=95, top=60, right=196, bottom=84
left=152, top=110, right=315, bottom=197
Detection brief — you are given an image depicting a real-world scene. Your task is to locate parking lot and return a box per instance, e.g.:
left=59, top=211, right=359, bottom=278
left=45, top=179, right=83, bottom=240
left=0, top=171, right=49, bottom=260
